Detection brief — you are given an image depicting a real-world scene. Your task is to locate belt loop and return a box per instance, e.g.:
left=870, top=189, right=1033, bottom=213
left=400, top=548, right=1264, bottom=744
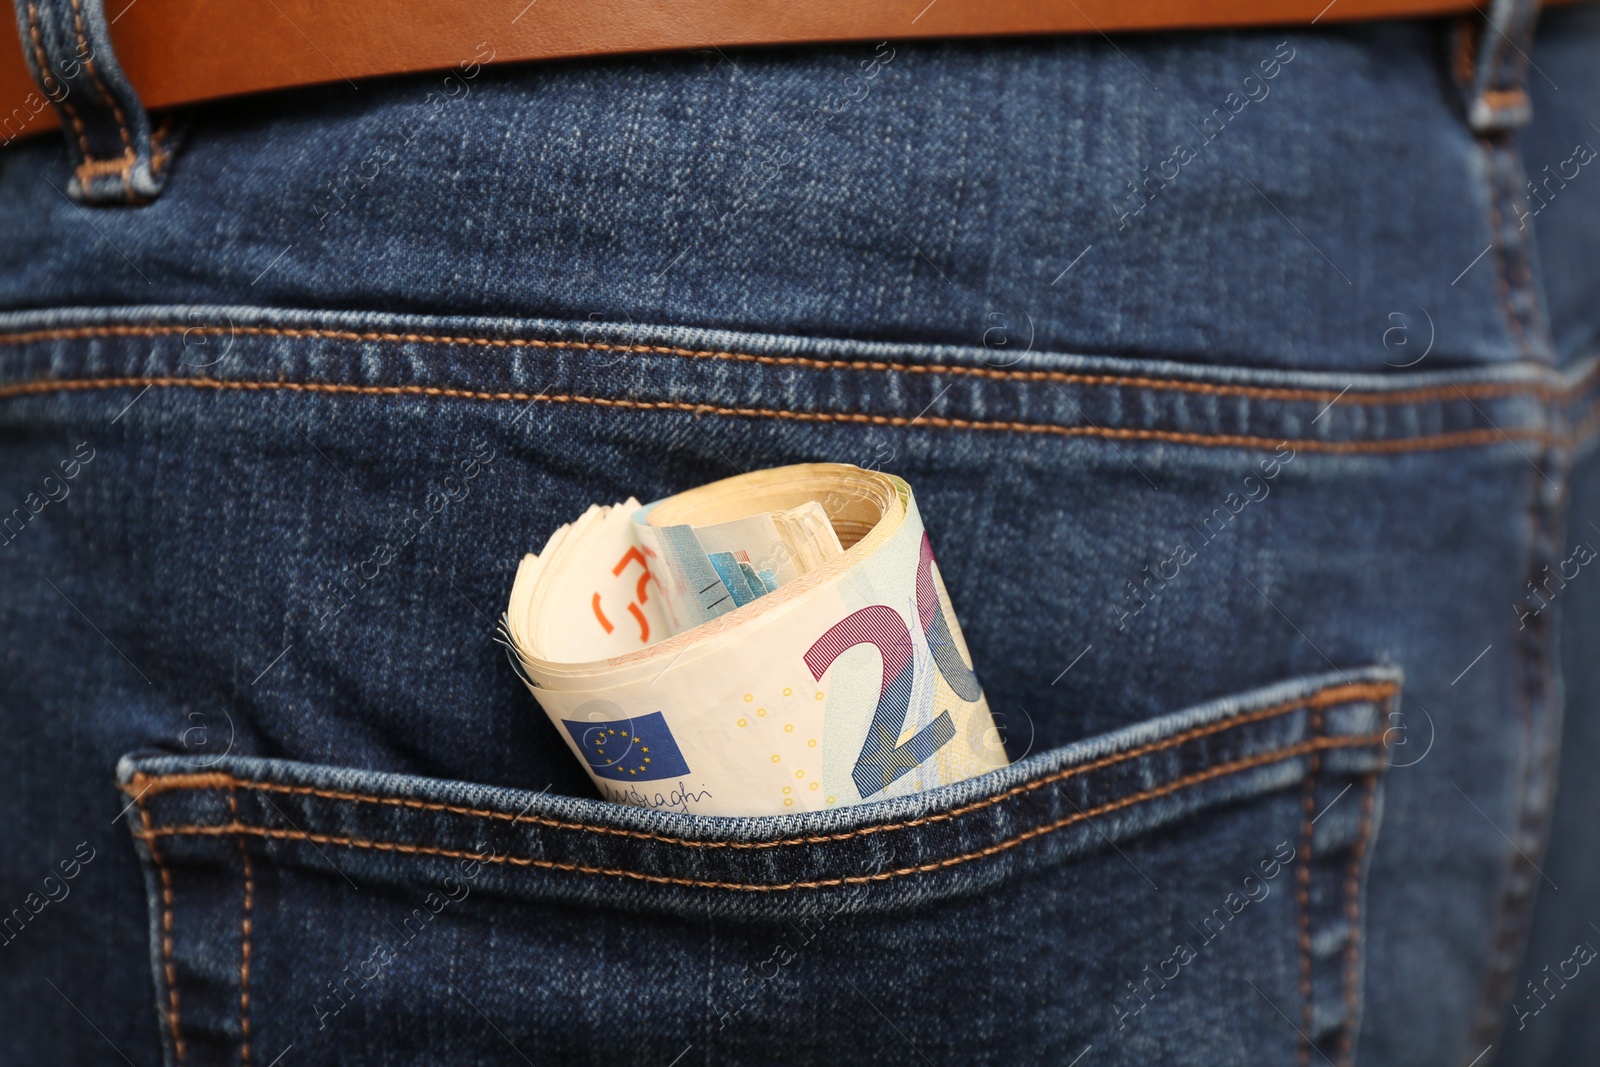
left=1452, top=0, right=1543, bottom=134
left=10, top=0, right=176, bottom=204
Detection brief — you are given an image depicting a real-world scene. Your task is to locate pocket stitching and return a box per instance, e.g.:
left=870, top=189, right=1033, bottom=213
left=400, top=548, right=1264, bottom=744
left=132, top=732, right=1385, bottom=894
left=125, top=680, right=1397, bottom=851
left=135, top=791, right=188, bottom=1063
left=1295, top=701, right=1324, bottom=1067
left=1336, top=773, right=1381, bottom=1065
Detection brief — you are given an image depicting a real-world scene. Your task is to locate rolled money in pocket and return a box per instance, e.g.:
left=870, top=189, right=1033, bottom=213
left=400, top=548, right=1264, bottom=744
left=502, top=464, right=1009, bottom=816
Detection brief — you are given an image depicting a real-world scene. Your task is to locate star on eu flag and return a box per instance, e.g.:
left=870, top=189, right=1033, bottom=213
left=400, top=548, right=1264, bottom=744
left=561, top=711, right=691, bottom=782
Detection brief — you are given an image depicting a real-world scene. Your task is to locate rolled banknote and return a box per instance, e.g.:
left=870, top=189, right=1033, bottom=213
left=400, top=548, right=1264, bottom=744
left=502, top=464, right=1008, bottom=816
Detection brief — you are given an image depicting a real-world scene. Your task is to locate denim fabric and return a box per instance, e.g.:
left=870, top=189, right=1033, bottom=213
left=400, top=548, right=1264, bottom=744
left=117, top=670, right=1393, bottom=1064
left=8, top=0, right=173, bottom=202
left=0, top=20, right=1587, bottom=371
left=2, top=8, right=1600, bottom=1067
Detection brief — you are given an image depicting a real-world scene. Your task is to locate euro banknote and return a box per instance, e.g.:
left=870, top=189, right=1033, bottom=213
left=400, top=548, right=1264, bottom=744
left=502, top=464, right=1008, bottom=816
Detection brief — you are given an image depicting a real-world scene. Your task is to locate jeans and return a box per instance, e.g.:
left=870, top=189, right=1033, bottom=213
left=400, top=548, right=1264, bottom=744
left=2, top=3, right=1599, bottom=1064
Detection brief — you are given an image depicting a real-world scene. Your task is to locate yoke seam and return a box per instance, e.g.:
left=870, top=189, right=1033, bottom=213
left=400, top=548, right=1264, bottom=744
left=132, top=732, right=1387, bottom=893
left=123, top=680, right=1398, bottom=849
left=0, top=322, right=1594, bottom=406
left=0, top=375, right=1584, bottom=455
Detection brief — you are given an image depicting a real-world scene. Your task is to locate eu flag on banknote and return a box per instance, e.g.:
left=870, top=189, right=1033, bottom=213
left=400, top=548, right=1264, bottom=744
left=560, top=711, right=692, bottom=781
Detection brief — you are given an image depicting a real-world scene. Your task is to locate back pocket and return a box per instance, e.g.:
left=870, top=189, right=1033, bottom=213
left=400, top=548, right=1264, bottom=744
left=120, top=667, right=1396, bottom=1067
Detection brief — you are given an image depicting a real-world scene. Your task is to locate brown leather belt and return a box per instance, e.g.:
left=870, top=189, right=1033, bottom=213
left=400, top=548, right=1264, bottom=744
left=1, top=0, right=1582, bottom=144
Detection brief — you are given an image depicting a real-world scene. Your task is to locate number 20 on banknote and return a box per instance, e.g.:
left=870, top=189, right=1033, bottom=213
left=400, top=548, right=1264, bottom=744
left=805, top=534, right=984, bottom=798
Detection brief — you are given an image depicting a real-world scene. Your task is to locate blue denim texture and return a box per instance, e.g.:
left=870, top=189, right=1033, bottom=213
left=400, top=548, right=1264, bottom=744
left=7, top=0, right=174, bottom=202
left=0, top=20, right=1587, bottom=370
left=2, top=6, right=1599, bottom=1066
left=116, top=670, right=1393, bottom=1064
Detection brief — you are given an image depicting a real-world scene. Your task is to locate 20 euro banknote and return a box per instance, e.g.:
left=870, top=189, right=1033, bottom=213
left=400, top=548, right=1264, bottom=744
left=502, top=464, right=1008, bottom=816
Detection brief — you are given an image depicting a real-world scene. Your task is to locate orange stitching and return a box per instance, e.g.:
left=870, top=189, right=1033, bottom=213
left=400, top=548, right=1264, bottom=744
left=1479, top=88, right=1529, bottom=109
left=25, top=3, right=91, bottom=160
left=1296, top=702, right=1324, bottom=1067
left=0, top=375, right=1562, bottom=455
left=136, top=793, right=186, bottom=1062
left=126, top=681, right=1398, bottom=850
left=74, top=147, right=135, bottom=180
left=1574, top=397, right=1600, bottom=448
left=150, top=117, right=172, bottom=177
left=1336, top=773, right=1380, bottom=1066
left=0, top=321, right=1589, bottom=407
left=228, top=792, right=255, bottom=1066
left=68, top=0, right=109, bottom=108
left=134, top=733, right=1387, bottom=893
left=69, top=0, right=117, bottom=124
left=68, top=0, right=135, bottom=200
left=1453, top=17, right=1478, bottom=85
